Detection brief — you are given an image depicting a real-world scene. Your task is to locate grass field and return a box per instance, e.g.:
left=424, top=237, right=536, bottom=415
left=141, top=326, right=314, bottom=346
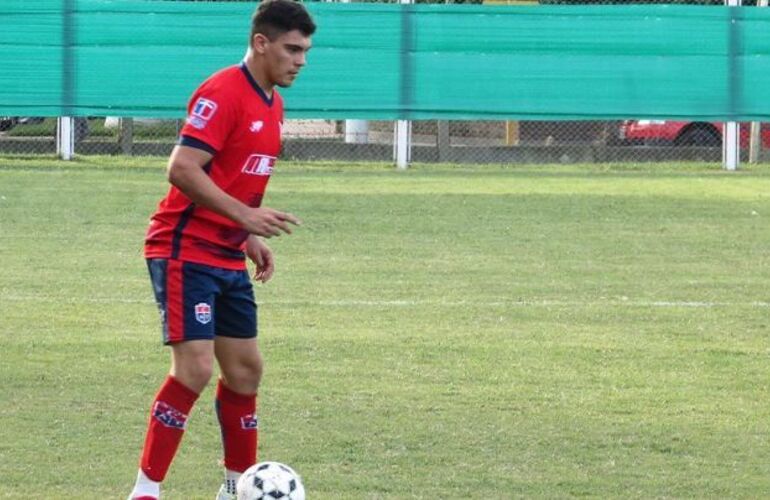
left=1, top=156, right=770, bottom=498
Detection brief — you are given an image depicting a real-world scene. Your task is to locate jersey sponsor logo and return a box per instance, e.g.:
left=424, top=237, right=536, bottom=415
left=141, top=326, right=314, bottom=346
left=194, top=302, right=212, bottom=324
left=153, top=401, right=189, bottom=429
left=241, top=414, right=259, bottom=430
left=187, top=97, right=218, bottom=130
left=249, top=120, right=264, bottom=133
left=241, top=154, right=275, bottom=176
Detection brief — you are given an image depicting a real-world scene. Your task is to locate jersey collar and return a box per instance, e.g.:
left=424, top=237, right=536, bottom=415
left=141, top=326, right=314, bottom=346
left=239, top=62, right=273, bottom=107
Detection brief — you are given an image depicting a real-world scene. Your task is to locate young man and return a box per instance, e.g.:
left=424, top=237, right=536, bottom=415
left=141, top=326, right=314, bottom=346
left=128, top=2, right=315, bottom=499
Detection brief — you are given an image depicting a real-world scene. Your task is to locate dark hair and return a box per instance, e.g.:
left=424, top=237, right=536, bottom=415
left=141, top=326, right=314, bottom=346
left=251, top=0, right=316, bottom=42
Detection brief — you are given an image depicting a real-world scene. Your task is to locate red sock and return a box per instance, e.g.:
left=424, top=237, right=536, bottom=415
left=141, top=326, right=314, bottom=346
left=215, top=380, right=258, bottom=472
left=139, top=376, right=199, bottom=482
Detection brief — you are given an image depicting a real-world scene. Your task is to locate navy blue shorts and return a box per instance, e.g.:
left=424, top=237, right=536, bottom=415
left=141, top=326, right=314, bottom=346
left=147, top=259, right=257, bottom=345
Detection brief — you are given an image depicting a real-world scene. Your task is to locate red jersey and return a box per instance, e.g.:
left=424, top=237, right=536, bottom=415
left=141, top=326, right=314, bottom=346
left=145, top=63, right=283, bottom=270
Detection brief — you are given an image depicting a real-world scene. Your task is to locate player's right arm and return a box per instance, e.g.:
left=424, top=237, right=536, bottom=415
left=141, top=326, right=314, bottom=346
left=167, top=145, right=300, bottom=238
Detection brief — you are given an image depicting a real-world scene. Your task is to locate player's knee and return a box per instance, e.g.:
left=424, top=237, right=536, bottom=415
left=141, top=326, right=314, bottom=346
left=224, top=357, right=263, bottom=393
left=239, top=357, right=264, bottom=388
left=243, top=357, right=263, bottom=387
left=173, top=356, right=214, bottom=393
left=192, top=362, right=215, bottom=389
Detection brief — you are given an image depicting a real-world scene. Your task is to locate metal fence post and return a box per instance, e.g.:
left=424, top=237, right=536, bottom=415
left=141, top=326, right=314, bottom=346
left=723, top=122, right=740, bottom=171
left=60, top=0, right=76, bottom=161
left=437, top=120, right=450, bottom=162
left=395, top=0, right=414, bottom=169
left=120, top=118, right=134, bottom=155
left=56, top=117, right=74, bottom=160
left=749, top=0, right=768, bottom=164
left=345, top=120, right=368, bottom=144
left=724, top=0, right=742, bottom=171
left=394, top=120, right=411, bottom=169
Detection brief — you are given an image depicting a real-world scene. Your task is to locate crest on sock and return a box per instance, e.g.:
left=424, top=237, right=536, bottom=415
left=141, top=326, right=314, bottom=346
left=152, top=401, right=189, bottom=429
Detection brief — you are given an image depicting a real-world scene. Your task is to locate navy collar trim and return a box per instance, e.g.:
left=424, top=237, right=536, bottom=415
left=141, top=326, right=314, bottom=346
left=240, top=62, right=273, bottom=107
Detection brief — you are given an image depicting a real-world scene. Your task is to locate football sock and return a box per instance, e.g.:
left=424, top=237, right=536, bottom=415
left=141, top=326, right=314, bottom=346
left=139, top=375, right=200, bottom=482
left=129, top=469, right=160, bottom=499
left=224, top=468, right=242, bottom=495
left=215, top=379, right=258, bottom=473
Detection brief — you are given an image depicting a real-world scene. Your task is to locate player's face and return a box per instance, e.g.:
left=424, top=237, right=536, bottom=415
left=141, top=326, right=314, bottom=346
left=263, top=30, right=312, bottom=88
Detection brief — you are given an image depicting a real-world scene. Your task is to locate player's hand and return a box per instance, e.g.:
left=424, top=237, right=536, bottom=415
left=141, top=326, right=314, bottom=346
left=238, top=206, right=302, bottom=238
left=246, top=236, right=275, bottom=283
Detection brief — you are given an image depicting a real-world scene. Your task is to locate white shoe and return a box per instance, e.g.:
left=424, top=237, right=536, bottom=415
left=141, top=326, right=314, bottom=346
left=215, top=484, right=236, bottom=500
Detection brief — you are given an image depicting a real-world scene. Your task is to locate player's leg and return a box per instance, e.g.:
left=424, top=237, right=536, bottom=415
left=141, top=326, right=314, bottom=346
left=130, top=259, right=219, bottom=500
left=131, top=341, right=214, bottom=498
left=212, top=269, right=261, bottom=498
left=214, top=337, right=263, bottom=499
left=216, top=337, right=263, bottom=394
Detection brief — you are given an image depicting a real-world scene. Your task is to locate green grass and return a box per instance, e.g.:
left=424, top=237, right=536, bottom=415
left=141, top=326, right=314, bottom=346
left=1, top=156, right=770, bottom=498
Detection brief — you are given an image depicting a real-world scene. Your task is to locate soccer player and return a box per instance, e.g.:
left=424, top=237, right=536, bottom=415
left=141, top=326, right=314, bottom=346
left=128, top=2, right=315, bottom=499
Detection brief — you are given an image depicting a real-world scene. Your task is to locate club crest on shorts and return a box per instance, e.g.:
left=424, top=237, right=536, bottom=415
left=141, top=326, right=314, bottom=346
left=194, top=302, right=212, bottom=324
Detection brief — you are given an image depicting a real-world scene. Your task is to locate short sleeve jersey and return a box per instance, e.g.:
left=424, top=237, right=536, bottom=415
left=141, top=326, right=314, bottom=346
left=144, top=63, right=284, bottom=270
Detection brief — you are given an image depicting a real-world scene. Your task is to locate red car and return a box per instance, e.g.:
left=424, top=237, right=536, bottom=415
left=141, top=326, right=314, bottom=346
left=619, top=120, right=770, bottom=147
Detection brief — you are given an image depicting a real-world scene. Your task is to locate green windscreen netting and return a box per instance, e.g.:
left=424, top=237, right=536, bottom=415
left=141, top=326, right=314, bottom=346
left=1, top=1, right=769, bottom=120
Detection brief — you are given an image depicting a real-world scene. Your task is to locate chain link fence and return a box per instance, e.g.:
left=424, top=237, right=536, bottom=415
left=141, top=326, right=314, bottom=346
left=1, top=0, right=767, bottom=164
left=2, top=116, right=767, bottom=164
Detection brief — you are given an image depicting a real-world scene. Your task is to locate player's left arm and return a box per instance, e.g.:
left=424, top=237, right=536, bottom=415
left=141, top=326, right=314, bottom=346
left=246, top=235, right=274, bottom=283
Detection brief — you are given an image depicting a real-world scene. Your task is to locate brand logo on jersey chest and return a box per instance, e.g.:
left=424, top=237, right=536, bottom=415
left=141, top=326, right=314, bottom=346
left=250, top=120, right=264, bottom=133
left=242, top=155, right=275, bottom=176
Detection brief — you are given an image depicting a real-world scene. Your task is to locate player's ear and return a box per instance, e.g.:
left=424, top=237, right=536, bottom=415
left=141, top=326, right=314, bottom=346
left=252, top=33, right=270, bottom=54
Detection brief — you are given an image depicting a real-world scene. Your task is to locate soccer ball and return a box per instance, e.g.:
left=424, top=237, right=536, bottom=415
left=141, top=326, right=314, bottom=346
left=237, top=461, right=305, bottom=500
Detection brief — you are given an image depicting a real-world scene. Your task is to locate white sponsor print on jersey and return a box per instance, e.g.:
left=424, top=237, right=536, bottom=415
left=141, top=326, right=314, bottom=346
left=241, top=154, right=276, bottom=176
left=187, top=97, right=218, bottom=130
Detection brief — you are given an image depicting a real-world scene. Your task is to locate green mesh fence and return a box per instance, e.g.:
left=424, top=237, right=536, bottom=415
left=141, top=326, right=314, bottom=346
left=1, top=1, right=770, bottom=120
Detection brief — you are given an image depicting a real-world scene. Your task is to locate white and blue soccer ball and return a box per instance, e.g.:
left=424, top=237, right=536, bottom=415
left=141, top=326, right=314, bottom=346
left=237, top=461, right=306, bottom=500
